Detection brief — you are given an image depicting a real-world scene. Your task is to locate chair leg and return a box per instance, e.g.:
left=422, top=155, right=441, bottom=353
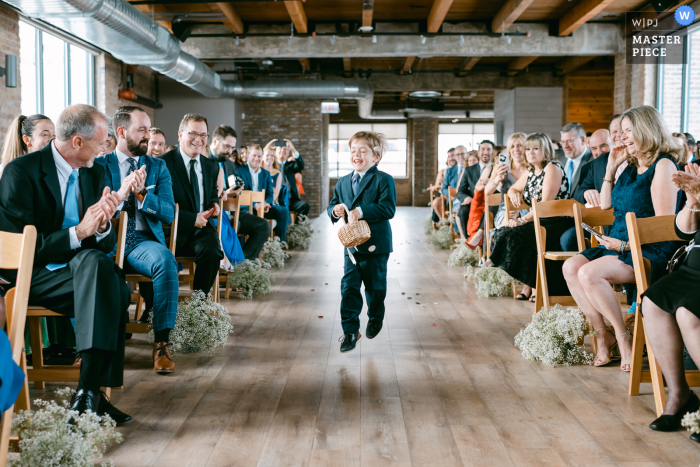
left=28, top=317, right=45, bottom=389
left=628, top=308, right=646, bottom=396
left=16, top=352, right=30, bottom=412
left=0, top=405, right=14, bottom=466
left=646, top=328, right=667, bottom=417
left=511, top=281, right=518, bottom=299
left=534, top=267, right=544, bottom=313
left=225, top=282, right=231, bottom=299
left=135, top=292, right=144, bottom=321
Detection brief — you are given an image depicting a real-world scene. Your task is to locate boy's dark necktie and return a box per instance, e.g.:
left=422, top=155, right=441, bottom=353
left=352, top=173, right=360, bottom=196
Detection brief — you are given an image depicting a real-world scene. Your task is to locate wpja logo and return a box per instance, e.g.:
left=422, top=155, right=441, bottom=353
left=674, top=5, right=695, bottom=26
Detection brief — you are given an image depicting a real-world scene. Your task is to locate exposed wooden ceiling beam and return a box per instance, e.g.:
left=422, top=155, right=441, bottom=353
left=506, top=56, right=538, bottom=76
left=556, top=55, right=596, bottom=75
left=211, top=3, right=243, bottom=34
left=401, top=56, right=416, bottom=74
left=299, top=58, right=311, bottom=72
left=343, top=57, right=352, bottom=77
left=459, top=56, right=481, bottom=72
left=362, top=0, right=374, bottom=31
left=133, top=4, right=173, bottom=33
left=559, top=0, right=615, bottom=36
left=284, top=0, right=308, bottom=34
left=492, top=0, right=535, bottom=33
left=427, top=0, right=455, bottom=33
left=400, top=91, right=409, bottom=101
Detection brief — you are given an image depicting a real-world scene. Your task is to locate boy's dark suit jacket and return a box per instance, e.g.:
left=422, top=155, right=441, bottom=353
left=158, top=147, right=219, bottom=248
left=0, top=144, right=118, bottom=283
left=327, top=165, right=396, bottom=255
left=573, top=152, right=609, bottom=204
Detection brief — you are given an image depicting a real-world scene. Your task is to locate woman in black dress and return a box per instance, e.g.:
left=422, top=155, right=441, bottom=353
left=642, top=162, right=700, bottom=441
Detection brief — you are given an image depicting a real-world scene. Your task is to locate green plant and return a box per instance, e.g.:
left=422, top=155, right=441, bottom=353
left=286, top=214, right=313, bottom=249
left=261, top=236, right=288, bottom=268
left=430, top=219, right=453, bottom=249
left=464, top=265, right=513, bottom=298
left=514, top=304, right=594, bottom=367
left=226, top=259, right=275, bottom=299
left=149, top=290, right=234, bottom=355
left=10, top=388, right=122, bottom=467
left=447, top=244, right=479, bottom=267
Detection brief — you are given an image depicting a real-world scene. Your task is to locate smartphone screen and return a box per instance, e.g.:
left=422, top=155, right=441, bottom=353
left=581, top=222, right=603, bottom=239
left=274, top=140, right=287, bottom=147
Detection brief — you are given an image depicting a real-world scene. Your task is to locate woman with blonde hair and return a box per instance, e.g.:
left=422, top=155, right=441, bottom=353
left=0, top=114, right=54, bottom=175
left=262, top=147, right=283, bottom=204
left=563, top=105, right=682, bottom=371
left=489, top=132, right=571, bottom=302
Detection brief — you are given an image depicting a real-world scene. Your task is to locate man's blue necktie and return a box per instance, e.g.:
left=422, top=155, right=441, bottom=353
left=46, top=170, right=79, bottom=271
left=352, top=173, right=360, bottom=196
left=565, top=159, right=574, bottom=193
left=123, top=158, right=138, bottom=248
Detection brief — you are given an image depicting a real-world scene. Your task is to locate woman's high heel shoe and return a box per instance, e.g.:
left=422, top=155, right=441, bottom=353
left=466, top=237, right=483, bottom=250
left=649, top=391, right=700, bottom=432
left=592, top=328, right=620, bottom=367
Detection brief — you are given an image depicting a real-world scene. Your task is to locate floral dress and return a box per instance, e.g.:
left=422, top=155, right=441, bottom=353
left=489, top=161, right=573, bottom=292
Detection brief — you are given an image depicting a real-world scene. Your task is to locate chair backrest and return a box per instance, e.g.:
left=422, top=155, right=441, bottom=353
left=448, top=187, right=457, bottom=198
left=573, top=204, right=615, bottom=251
left=626, top=212, right=682, bottom=297
left=222, top=194, right=243, bottom=234
left=111, top=214, right=128, bottom=270
left=484, top=192, right=502, bottom=211
left=161, top=204, right=180, bottom=255
left=505, top=193, right=530, bottom=220
left=532, top=198, right=580, bottom=220
left=240, top=190, right=266, bottom=218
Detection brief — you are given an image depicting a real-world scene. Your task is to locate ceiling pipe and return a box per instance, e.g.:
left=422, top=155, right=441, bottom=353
left=5, top=0, right=374, bottom=117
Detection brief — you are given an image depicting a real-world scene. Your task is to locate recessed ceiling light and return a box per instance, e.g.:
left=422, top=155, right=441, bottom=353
left=253, top=91, right=281, bottom=97
left=358, top=26, right=373, bottom=32
left=408, top=90, right=441, bottom=98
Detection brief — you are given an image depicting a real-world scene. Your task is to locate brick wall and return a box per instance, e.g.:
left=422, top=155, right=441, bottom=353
left=0, top=4, right=21, bottom=145
left=96, top=54, right=157, bottom=122
left=241, top=99, right=325, bottom=217
left=410, top=118, right=438, bottom=208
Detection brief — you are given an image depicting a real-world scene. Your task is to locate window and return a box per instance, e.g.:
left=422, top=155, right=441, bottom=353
left=19, top=21, right=95, bottom=121
left=437, top=123, right=495, bottom=168
left=328, top=123, right=408, bottom=178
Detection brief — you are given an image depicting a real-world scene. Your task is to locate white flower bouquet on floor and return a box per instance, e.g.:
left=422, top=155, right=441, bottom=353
left=514, top=304, right=595, bottom=367
left=149, top=290, right=234, bottom=355
left=261, top=236, right=288, bottom=268
left=464, top=264, right=513, bottom=298
left=431, top=219, right=453, bottom=249
left=423, top=216, right=434, bottom=235
left=226, top=259, right=275, bottom=300
left=682, top=410, right=700, bottom=434
left=10, top=388, right=122, bottom=467
left=286, top=214, right=313, bottom=250
left=447, top=243, right=479, bottom=268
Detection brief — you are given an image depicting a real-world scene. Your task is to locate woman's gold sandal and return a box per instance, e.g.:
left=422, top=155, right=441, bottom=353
left=592, top=328, right=620, bottom=367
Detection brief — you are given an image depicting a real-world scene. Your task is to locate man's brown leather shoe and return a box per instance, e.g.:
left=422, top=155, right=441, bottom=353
left=153, top=342, right=174, bottom=374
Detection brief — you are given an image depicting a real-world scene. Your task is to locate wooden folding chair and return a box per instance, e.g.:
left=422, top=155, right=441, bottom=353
left=504, top=194, right=531, bottom=297
left=532, top=198, right=581, bottom=312
left=446, top=187, right=461, bottom=242
left=124, top=206, right=179, bottom=333
left=0, top=226, right=36, bottom=467
left=626, top=212, right=700, bottom=416
left=484, top=192, right=502, bottom=259
left=572, top=204, right=615, bottom=252
left=26, top=215, right=127, bottom=389
left=219, top=194, right=244, bottom=299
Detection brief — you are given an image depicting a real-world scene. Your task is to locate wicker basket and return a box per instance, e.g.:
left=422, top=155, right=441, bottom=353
left=338, top=220, right=372, bottom=248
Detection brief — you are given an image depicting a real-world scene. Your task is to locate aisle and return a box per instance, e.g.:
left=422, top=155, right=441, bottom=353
left=31, top=207, right=700, bottom=466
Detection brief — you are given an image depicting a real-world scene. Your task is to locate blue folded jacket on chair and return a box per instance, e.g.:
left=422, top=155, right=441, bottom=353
left=0, top=328, right=24, bottom=412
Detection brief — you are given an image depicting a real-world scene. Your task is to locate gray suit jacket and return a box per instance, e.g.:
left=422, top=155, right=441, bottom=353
left=557, top=148, right=593, bottom=195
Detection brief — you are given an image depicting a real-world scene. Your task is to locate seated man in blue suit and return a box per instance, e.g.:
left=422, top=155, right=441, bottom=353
left=238, top=144, right=289, bottom=242
left=442, top=146, right=467, bottom=232
left=328, top=131, right=397, bottom=353
left=95, top=106, right=178, bottom=375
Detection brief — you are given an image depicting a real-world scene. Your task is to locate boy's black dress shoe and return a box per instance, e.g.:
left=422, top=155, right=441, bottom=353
left=97, top=391, right=132, bottom=425
left=649, top=391, right=700, bottom=431
left=340, top=332, right=361, bottom=352
left=366, top=320, right=383, bottom=339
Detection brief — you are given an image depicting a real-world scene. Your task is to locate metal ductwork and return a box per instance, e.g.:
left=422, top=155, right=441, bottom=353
left=5, top=0, right=374, bottom=117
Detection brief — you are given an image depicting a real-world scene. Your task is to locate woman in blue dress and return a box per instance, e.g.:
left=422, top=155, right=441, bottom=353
left=563, top=105, right=683, bottom=371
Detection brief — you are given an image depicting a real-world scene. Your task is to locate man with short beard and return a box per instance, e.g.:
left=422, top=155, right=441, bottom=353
left=95, top=106, right=179, bottom=374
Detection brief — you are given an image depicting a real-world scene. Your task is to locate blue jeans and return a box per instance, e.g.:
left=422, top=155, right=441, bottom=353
left=125, top=231, right=179, bottom=332
left=265, top=205, right=290, bottom=242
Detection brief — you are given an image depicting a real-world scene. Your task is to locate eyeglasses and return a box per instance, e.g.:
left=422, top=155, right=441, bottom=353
left=560, top=138, right=581, bottom=146
left=186, top=131, right=209, bottom=141
left=454, top=152, right=467, bottom=156
left=220, top=143, right=235, bottom=151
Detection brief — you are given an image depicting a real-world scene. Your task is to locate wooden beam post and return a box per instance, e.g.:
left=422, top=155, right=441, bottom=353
left=402, top=57, right=416, bottom=74
left=133, top=4, right=173, bottom=33
left=492, top=0, right=535, bottom=33
left=458, top=56, right=481, bottom=75
left=362, top=0, right=374, bottom=31
left=506, top=56, right=538, bottom=76
left=299, top=58, right=311, bottom=72
left=284, top=0, right=308, bottom=34
left=556, top=55, right=596, bottom=75
left=559, top=0, right=615, bottom=36
left=343, top=57, right=352, bottom=77
left=213, top=2, right=244, bottom=34
left=427, top=0, right=455, bottom=33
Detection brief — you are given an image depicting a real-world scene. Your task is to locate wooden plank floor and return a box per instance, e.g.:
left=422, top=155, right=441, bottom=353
left=29, top=207, right=700, bottom=466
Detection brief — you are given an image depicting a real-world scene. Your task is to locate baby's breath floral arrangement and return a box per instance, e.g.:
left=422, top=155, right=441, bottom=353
left=464, top=265, right=514, bottom=298
left=10, top=388, right=122, bottom=467
left=682, top=410, right=700, bottom=434
left=286, top=214, right=313, bottom=250
left=514, top=304, right=595, bottom=367
left=226, top=259, right=275, bottom=299
left=430, top=219, right=453, bottom=249
left=447, top=244, right=479, bottom=268
left=149, top=291, right=233, bottom=355
left=423, top=216, right=434, bottom=235
left=261, top=236, right=288, bottom=268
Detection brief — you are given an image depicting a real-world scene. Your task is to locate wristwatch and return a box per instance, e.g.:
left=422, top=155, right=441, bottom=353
left=135, top=187, right=148, bottom=200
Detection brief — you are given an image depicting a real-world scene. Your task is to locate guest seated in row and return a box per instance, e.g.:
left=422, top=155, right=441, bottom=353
left=563, top=105, right=682, bottom=371
left=272, top=139, right=310, bottom=216
left=147, top=127, right=167, bottom=157
left=467, top=151, right=479, bottom=167
left=235, top=146, right=248, bottom=167
left=641, top=162, right=700, bottom=440
left=159, top=114, right=224, bottom=295
left=456, top=141, right=494, bottom=242
left=96, top=106, right=178, bottom=374
left=0, top=113, right=55, bottom=175
left=490, top=133, right=571, bottom=303
left=0, top=104, right=131, bottom=423
left=558, top=122, right=593, bottom=251
left=239, top=144, right=290, bottom=241
left=587, top=128, right=612, bottom=160
left=428, top=148, right=456, bottom=221
left=262, top=147, right=284, bottom=206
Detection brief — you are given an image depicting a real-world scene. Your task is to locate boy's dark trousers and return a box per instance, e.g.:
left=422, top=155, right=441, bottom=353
left=340, top=252, right=389, bottom=334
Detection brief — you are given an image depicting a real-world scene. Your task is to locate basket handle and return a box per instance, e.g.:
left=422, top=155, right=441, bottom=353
left=338, top=203, right=354, bottom=224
